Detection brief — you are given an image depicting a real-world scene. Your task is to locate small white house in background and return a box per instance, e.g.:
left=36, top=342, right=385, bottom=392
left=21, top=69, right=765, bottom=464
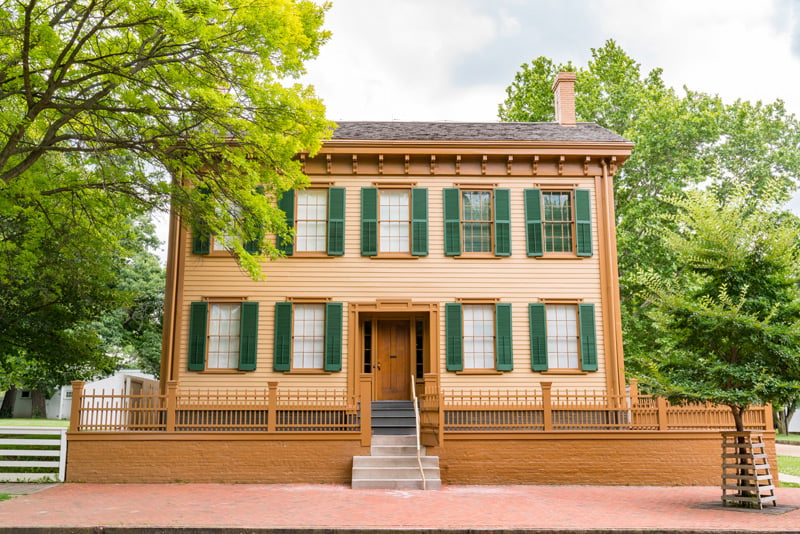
left=790, top=412, right=800, bottom=433
left=2, top=370, right=157, bottom=419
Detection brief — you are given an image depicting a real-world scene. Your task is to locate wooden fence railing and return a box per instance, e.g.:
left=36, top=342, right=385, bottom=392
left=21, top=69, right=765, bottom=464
left=70, top=380, right=365, bottom=439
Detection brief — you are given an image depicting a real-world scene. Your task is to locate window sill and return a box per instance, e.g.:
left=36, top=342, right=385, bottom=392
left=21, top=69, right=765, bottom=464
left=455, top=370, right=505, bottom=375
left=533, top=255, right=590, bottom=260
left=291, top=252, right=333, bottom=258
left=369, top=254, right=420, bottom=260
left=540, top=370, right=589, bottom=375
left=283, top=370, right=333, bottom=375
left=452, top=254, right=506, bottom=260
left=198, top=369, right=247, bottom=374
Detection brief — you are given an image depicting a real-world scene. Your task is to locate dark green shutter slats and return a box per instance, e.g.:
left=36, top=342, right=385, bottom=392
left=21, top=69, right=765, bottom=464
left=238, top=301, right=259, bottom=371
left=192, top=231, right=211, bottom=255
left=443, top=188, right=461, bottom=256
left=579, top=303, right=598, bottom=371
left=327, top=187, right=346, bottom=256
left=273, top=302, right=292, bottom=371
left=575, top=189, right=593, bottom=257
left=529, top=303, right=548, bottom=371
left=244, top=186, right=266, bottom=254
left=277, top=190, right=295, bottom=255
left=495, top=303, right=513, bottom=371
left=361, top=187, right=378, bottom=256
left=494, top=188, right=511, bottom=256
left=445, top=303, right=463, bottom=371
left=324, top=302, right=343, bottom=372
left=411, top=188, right=429, bottom=256
left=188, top=302, right=208, bottom=371
left=525, top=189, right=543, bottom=257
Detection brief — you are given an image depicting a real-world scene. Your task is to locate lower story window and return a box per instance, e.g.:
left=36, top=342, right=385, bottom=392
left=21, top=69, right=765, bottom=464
left=546, top=304, right=579, bottom=369
left=463, top=304, right=495, bottom=369
left=208, top=303, right=241, bottom=369
left=293, top=304, right=325, bottom=369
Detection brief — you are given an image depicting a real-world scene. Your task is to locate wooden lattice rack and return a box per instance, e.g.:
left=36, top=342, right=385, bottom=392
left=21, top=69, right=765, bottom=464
left=721, top=431, right=776, bottom=509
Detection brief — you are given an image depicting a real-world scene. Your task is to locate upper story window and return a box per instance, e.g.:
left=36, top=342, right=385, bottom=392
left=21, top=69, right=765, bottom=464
left=444, top=188, right=510, bottom=257
left=379, top=189, right=410, bottom=253
left=295, top=190, right=328, bottom=252
left=462, top=304, right=495, bottom=369
left=292, top=303, right=326, bottom=369
left=525, top=188, right=592, bottom=257
left=187, top=300, right=259, bottom=372
left=277, top=188, right=345, bottom=256
left=361, top=187, right=428, bottom=257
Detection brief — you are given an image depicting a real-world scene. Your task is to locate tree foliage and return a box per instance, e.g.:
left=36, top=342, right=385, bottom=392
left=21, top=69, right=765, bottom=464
left=636, top=187, right=800, bottom=430
left=498, top=40, right=800, bottom=373
left=0, top=0, right=331, bottom=413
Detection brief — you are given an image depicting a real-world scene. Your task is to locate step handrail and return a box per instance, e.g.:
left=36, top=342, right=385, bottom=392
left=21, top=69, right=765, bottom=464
left=410, top=376, right=426, bottom=490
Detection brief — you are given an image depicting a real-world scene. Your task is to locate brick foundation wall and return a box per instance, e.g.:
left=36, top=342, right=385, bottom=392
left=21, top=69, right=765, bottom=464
left=431, top=432, right=778, bottom=486
left=67, top=431, right=777, bottom=485
left=66, top=434, right=369, bottom=483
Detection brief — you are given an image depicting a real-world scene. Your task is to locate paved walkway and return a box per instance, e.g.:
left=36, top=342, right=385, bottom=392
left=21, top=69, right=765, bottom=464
left=0, top=483, right=799, bottom=532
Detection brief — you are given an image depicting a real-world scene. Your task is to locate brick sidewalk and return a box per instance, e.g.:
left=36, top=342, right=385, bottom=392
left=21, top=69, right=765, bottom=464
left=0, top=483, right=799, bottom=532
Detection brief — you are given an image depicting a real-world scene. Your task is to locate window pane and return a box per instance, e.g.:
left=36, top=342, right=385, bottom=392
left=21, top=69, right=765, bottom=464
left=379, top=190, right=410, bottom=253
left=462, top=191, right=492, bottom=252
left=207, top=303, right=241, bottom=369
left=296, top=190, right=328, bottom=252
left=293, top=304, right=325, bottom=369
left=546, top=304, right=579, bottom=369
left=463, top=304, right=495, bottom=369
left=543, top=192, right=574, bottom=253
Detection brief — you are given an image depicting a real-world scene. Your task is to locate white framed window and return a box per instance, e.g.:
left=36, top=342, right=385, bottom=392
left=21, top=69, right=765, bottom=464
left=295, top=190, right=328, bottom=252
left=207, top=303, right=241, bottom=369
left=379, top=189, right=410, bottom=253
left=463, top=304, right=495, bottom=369
left=292, top=303, right=325, bottom=369
left=462, top=190, right=493, bottom=253
left=543, top=191, right=574, bottom=253
left=546, top=304, right=579, bottom=369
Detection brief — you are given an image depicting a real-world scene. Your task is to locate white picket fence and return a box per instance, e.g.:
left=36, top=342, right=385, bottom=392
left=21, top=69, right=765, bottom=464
left=0, top=427, right=66, bottom=482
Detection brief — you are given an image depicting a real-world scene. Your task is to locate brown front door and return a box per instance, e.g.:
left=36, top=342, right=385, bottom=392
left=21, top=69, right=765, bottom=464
left=376, top=320, right=411, bottom=400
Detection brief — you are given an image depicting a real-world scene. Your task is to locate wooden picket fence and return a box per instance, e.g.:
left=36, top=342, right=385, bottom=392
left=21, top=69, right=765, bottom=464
left=0, top=427, right=67, bottom=481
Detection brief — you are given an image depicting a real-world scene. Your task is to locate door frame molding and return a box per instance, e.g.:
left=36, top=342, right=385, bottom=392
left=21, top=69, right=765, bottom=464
left=348, top=301, right=440, bottom=403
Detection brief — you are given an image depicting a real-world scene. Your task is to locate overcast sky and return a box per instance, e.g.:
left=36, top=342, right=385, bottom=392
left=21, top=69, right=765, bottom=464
left=302, top=0, right=800, bottom=121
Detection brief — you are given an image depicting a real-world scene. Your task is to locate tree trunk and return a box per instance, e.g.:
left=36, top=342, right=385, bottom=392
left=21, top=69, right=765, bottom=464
left=730, top=405, right=745, bottom=432
left=31, top=389, right=47, bottom=418
left=775, top=407, right=789, bottom=435
left=0, top=386, right=16, bottom=417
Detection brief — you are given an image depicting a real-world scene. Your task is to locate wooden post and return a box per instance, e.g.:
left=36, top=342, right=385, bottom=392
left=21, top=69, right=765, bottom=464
left=541, top=382, right=552, bottom=432
left=165, top=380, right=178, bottom=432
left=657, top=396, right=668, bottom=431
left=424, top=373, right=443, bottom=447
left=68, top=381, right=85, bottom=432
left=764, top=403, right=774, bottom=432
left=628, top=378, right=639, bottom=407
left=360, top=374, right=372, bottom=446
left=267, top=381, right=278, bottom=433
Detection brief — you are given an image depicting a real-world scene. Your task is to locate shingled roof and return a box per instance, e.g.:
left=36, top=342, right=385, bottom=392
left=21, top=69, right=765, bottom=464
left=331, top=121, right=628, bottom=143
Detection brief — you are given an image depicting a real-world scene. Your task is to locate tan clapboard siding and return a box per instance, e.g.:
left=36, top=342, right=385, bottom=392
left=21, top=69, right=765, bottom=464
left=175, top=173, right=609, bottom=393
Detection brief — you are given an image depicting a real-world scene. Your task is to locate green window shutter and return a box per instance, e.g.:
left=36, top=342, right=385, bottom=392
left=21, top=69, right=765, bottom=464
left=277, top=190, right=295, bottom=256
left=579, top=303, right=598, bottom=371
left=575, top=189, right=593, bottom=257
left=324, top=302, right=343, bottom=372
left=361, top=187, right=378, bottom=256
left=411, top=188, right=429, bottom=256
left=273, top=302, right=292, bottom=371
left=445, top=303, right=463, bottom=371
left=495, top=303, right=513, bottom=371
left=443, top=188, right=462, bottom=256
left=524, top=189, right=543, bottom=257
left=192, top=232, right=211, bottom=255
left=327, top=187, right=346, bottom=256
left=238, top=301, right=259, bottom=371
left=188, top=302, right=208, bottom=371
left=494, top=188, right=511, bottom=256
left=528, top=303, right=548, bottom=371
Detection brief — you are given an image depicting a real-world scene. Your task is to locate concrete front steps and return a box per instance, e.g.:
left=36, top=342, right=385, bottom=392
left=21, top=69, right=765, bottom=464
left=352, top=434, right=442, bottom=489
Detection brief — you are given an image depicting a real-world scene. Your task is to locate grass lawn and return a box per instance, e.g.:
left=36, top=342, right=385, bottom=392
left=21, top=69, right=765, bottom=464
left=0, top=494, right=11, bottom=502
left=0, top=419, right=69, bottom=428
left=777, top=433, right=800, bottom=443
left=778, top=455, right=800, bottom=477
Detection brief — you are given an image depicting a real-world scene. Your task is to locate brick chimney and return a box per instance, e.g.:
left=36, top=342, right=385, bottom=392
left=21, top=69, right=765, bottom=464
left=552, top=72, right=576, bottom=126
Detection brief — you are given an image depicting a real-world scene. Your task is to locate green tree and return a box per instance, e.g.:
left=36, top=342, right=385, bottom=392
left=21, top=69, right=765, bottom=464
left=498, top=40, right=800, bottom=370
left=637, top=187, right=800, bottom=431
